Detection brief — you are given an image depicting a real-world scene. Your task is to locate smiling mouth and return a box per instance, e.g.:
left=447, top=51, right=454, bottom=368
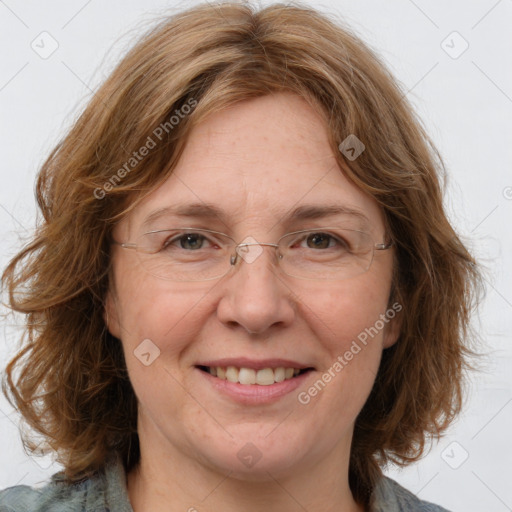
left=196, top=365, right=314, bottom=385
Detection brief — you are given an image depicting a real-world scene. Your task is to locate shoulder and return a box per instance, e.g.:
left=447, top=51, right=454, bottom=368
left=0, top=478, right=90, bottom=512
left=371, top=476, right=451, bottom=512
left=0, top=454, right=132, bottom=512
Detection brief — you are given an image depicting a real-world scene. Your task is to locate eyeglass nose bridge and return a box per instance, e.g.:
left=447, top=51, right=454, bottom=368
left=230, top=241, right=281, bottom=266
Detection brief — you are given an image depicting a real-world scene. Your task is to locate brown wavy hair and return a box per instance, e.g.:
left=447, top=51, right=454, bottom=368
left=1, top=1, right=482, bottom=505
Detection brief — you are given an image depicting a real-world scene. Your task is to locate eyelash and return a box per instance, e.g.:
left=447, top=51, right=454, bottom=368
left=161, top=231, right=350, bottom=251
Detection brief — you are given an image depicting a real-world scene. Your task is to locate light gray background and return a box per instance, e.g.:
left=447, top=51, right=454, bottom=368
left=1, top=1, right=511, bottom=510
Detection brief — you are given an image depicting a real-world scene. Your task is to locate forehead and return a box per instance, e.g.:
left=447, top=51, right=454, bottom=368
left=124, top=93, right=385, bottom=236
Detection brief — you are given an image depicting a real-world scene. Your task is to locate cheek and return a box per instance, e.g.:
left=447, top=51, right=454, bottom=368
left=298, top=277, right=391, bottom=352
left=116, top=282, right=205, bottom=353
left=110, top=256, right=204, bottom=371
left=111, top=271, right=210, bottom=421
left=293, top=283, right=389, bottom=432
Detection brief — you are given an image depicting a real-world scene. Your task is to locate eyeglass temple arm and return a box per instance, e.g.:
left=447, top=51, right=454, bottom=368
left=111, top=240, right=137, bottom=250
left=375, top=240, right=393, bottom=251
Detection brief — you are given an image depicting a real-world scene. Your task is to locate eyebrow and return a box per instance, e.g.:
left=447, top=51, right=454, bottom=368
left=141, top=202, right=370, bottom=230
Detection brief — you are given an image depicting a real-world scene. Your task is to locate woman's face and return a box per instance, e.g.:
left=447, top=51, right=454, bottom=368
left=106, top=92, right=399, bottom=480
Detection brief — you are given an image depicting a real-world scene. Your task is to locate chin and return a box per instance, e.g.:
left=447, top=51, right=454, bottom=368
left=193, top=429, right=310, bottom=481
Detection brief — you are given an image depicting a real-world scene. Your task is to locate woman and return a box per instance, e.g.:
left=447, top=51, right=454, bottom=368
left=0, top=2, right=481, bottom=511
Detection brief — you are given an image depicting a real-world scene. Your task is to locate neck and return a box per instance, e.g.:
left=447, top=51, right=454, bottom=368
left=127, top=419, right=365, bottom=512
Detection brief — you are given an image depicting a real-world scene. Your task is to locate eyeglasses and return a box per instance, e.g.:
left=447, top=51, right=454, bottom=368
left=112, top=227, right=393, bottom=282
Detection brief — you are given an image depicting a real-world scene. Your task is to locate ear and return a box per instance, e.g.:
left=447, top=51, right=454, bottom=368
left=104, top=289, right=122, bottom=339
left=382, top=302, right=403, bottom=349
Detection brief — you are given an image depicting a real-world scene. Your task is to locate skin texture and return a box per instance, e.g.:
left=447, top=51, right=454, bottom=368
left=106, top=92, right=400, bottom=512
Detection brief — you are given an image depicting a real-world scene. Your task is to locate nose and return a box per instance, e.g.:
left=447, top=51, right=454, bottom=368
left=216, top=243, right=296, bottom=335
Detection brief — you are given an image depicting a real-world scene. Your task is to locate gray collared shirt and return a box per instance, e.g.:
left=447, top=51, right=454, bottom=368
left=0, top=455, right=450, bottom=511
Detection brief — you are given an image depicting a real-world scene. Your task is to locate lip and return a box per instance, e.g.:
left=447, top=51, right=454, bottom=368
left=195, top=366, right=315, bottom=405
left=195, top=357, right=314, bottom=371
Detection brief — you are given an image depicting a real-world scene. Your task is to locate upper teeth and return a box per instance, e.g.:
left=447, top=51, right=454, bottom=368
left=208, top=366, right=301, bottom=385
